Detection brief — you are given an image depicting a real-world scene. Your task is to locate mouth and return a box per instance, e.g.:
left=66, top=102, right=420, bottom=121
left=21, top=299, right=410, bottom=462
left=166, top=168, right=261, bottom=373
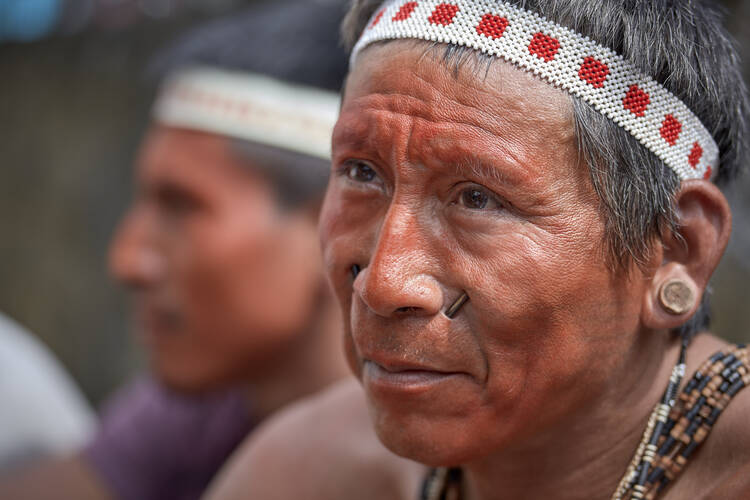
left=362, top=359, right=469, bottom=393
left=135, top=302, right=183, bottom=339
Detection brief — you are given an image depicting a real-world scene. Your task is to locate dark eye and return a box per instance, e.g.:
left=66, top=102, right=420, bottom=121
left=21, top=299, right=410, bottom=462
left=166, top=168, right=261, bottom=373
left=461, top=188, right=490, bottom=209
left=346, top=161, right=377, bottom=183
left=155, top=183, right=201, bottom=216
left=454, top=185, right=506, bottom=212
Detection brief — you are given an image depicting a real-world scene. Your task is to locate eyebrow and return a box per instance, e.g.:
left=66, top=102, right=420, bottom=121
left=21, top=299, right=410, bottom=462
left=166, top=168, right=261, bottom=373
left=334, top=101, right=535, bottom=189
left=431, top=135, right=530, bottom=190
left=331, top=114, right=385, bottom=164
left=453, top=156, right=509, bottom=185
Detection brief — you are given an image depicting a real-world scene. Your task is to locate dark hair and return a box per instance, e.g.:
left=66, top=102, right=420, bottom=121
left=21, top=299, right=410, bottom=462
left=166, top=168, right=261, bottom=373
left=151, top=0, right=349, bottom=91
left=149, top=0, right=350, bottom=207
left=342, top=0, right=749, bottom=336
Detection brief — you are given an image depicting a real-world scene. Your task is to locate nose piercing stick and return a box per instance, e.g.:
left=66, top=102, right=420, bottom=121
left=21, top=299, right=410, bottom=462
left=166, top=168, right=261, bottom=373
left=445, top=292, right=469, bottom=319
left=351, top=264, right=361, bottom=280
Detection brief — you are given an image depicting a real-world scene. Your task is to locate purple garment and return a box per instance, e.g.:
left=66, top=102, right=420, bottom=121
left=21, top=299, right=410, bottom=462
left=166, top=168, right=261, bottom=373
left=83, top=378, right=253, bottom=500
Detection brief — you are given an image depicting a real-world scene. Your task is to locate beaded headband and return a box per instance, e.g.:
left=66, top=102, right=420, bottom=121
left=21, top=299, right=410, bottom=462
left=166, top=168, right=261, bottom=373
left=153, top=67, right=340, bottom=160
left=351, top=0, right=719, bottom=181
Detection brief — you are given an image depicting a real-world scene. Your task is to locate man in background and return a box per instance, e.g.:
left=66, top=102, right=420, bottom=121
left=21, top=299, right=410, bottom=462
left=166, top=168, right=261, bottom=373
left=0, top=1, right=351, bottom=498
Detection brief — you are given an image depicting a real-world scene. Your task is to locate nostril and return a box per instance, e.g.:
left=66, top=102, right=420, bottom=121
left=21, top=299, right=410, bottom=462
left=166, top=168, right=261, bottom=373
left=356, top=262, right=443, bottom=317
left=351, top=264, right=361, bottom=280
left=395, top=306, right=419, bottom=314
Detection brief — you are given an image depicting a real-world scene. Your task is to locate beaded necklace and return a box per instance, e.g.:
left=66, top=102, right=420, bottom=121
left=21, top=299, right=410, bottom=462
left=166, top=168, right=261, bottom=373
left=419, top=343, right=750, bottom=500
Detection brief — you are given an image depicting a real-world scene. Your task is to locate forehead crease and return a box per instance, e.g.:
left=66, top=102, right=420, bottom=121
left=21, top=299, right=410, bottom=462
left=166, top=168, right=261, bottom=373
left=361, top=45, right=574, bottom=138
left=421, top=133, right=523, bottom=184
left=345, top=92, right=520, bottom=152
left=347, top=85, right=573, bottom=159
left=339, top=100, right=568, bottom=191
left=409, top=66, right=552, bottom=135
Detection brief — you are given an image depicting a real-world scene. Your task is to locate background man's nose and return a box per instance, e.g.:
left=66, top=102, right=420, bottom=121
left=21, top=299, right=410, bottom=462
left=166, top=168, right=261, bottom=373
left=354, top=205, right=444, bottom=317
left=108, top=210, right=165, bottom=289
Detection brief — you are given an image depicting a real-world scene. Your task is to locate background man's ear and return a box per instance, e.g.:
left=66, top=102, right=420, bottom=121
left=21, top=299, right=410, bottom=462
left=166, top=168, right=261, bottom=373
left=642, top=180, right=732, bottom=330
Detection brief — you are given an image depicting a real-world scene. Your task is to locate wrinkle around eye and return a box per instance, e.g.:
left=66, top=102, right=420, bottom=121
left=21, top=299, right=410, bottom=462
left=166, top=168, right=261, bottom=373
left=336, top=159, right=388, bottom=194
left=447, top=181, right=510, bottom=215
left=461, top=188, right=503, bottom=211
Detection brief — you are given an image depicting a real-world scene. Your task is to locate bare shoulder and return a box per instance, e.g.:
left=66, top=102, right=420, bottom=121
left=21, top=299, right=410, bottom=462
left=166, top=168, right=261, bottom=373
left=0, top=455, right=111, bottom=500
left=205, top=378, right=426, bottom=500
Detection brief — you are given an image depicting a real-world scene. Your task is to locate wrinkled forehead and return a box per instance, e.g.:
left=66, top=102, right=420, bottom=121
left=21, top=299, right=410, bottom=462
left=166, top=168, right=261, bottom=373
left=341, top=40, right=577, bottom=152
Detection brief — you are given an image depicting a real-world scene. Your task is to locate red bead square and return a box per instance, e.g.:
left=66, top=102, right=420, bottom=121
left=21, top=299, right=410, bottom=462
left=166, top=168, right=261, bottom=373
left=476, top=13, right=508, bottom=40
left=578, top=56, right=610, bottom=88
left=392, top=2, right=418, bottom=21
left=370, top=8, right=386, bottom=28
left=528, top=32, right=560, bottom=62
left=660, top=115, right=682, bottom=146
left=688, top=142, right=703, bottom=168
left=623, top=84, right=650, bottom=117
left=428, top=3, right=459, bottom=26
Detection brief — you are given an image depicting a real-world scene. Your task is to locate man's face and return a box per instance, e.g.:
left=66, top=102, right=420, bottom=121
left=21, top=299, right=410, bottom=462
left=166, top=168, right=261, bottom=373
left=320, top=43, right=651, bottom=465
left=110, top=125, right=323, bottom=391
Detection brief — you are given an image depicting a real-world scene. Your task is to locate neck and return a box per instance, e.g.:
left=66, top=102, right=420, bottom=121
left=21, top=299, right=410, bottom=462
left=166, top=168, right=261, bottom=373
left=243, top=293, right=349, bottom=421
left=462, top=331, right=685, bottom=500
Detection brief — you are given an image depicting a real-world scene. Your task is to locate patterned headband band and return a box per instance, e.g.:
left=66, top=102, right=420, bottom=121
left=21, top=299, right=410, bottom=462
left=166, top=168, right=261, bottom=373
left=351, top=0, right=718, bottom=181
left=153, top=67, right=340, bottom=160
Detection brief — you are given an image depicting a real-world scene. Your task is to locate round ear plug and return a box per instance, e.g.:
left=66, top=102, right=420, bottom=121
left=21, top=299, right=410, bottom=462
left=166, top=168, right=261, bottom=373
left=659, top=279, right=694, bottom=315
left=445, top=292, right=469, bottom=319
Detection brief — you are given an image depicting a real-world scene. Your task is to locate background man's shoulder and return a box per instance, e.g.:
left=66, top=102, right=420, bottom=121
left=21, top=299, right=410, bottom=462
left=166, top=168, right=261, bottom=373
left=206, top=378, right=426, bottom=500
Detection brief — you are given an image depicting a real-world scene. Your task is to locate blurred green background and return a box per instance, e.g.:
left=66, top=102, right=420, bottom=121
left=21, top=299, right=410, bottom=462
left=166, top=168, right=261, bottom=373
left=0, top=0, right=749, bottom=407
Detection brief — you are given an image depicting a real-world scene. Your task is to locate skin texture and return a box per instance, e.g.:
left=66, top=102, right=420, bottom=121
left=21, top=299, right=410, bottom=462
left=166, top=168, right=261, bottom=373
left=314, top=42, right=744, bottom=499
left=110, top=125, right=341, bottom=393
left=326, top=42, right=642, bottom=464
left=204, top=42, right=748, bottom=500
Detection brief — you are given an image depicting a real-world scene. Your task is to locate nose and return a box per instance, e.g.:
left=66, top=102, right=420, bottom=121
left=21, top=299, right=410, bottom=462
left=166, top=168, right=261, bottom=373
left=108, top=207, right=165, bottom=290
left=355, top=203, right=444, bottom=317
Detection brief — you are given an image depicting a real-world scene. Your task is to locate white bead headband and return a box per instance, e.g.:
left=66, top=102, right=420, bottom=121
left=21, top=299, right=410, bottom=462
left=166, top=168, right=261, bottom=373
left=153, top=67, right=341, bottom=160
left=351, top=0, right=719, bottom=181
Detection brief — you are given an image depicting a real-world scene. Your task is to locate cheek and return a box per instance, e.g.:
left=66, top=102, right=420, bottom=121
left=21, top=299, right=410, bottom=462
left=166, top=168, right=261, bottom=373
left=320, top=185, right=383, bottom=304
left=459, top=228, right=642, bottom=432
left=321, top=186, right=388, bottom=377
left=226, top=233, right=309, bottom=331
left=179, top=239, right=249, bottom=334
left=174, top=211, right=271, bottom=329
left=457, top=209, right=611, bottom=338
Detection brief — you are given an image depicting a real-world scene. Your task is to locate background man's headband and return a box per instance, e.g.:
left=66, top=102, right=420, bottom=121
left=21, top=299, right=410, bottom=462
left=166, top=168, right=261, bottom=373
left=153, top=67, right=340, bottom=161
left=352, top=0, right=719, bottom=181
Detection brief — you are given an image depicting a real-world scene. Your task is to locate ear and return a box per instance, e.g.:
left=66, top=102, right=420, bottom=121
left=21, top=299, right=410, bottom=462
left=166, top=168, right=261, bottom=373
left=641, top=180, right=732, bottom=330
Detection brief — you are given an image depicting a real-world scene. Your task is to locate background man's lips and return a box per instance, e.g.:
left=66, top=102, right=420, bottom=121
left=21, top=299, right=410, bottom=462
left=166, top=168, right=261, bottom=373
left=134, top=303, right=184, bottom=338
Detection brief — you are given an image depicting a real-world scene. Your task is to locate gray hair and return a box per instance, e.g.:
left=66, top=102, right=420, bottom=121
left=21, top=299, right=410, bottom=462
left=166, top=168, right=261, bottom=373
left=341, top=0, right=749, bottom=337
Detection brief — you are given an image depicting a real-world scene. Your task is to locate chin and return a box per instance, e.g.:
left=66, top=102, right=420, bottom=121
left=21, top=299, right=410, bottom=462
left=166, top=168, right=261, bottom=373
left=150, top=356, right=234, bottom=394
left=360, top=369, right=500, bottom=466
left=368, top=403, right=494, bottom=468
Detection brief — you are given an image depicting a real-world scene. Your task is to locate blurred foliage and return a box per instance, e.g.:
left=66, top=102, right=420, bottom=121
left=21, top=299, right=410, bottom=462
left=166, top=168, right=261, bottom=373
left=0, top=0, right=748, bottom=407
